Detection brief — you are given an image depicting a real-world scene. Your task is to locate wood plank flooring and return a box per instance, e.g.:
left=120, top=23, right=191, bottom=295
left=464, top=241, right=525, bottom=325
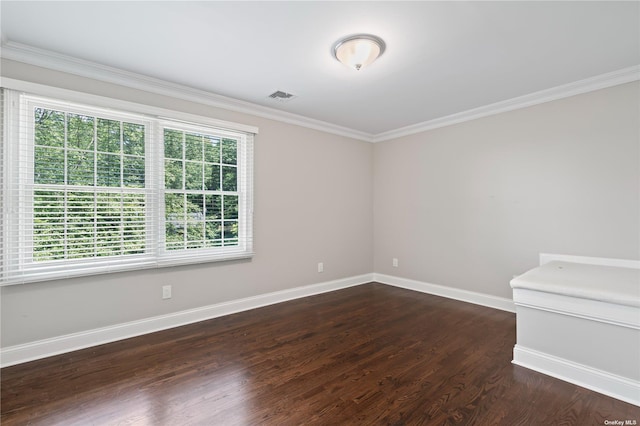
left=2, top=283, right=639, bottom=425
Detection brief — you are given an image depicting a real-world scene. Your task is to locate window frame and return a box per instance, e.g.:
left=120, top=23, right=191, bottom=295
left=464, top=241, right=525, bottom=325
left=156, top=120, right=254, bottom=265
left=24, top=96, right=155, bottom=266
left=2, top=84, right=256, bottom=285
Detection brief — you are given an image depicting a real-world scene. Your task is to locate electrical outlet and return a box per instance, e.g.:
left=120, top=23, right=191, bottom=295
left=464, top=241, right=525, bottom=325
left=318, top=262, right=324, bottom=273
left=162, top=285, right=172, bottom=299
left=393, top=258, right=399, bottom=267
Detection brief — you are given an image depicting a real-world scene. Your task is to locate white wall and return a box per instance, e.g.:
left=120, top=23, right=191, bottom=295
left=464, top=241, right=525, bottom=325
left=0, top=60, right=374, bottom=347
left=373, top=82, right=640, bottom=299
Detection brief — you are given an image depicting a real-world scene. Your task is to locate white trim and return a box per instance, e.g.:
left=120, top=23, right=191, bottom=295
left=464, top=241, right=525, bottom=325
left=373, top=273, right=515, bottom=313
left=0, top=41, right=372, bottom=142
left=513, top=345, right=640, bottom=407
left=539, top=253, right=640, bottom=269
left=512, top=288, right=640, bottom=330
left=0, top=273, right=373, bottom=367
left=2, top=41, right=638, bottom=144
left=372, top=65, right=640, bottom=142
left=0, top=78, right=259, bottom=135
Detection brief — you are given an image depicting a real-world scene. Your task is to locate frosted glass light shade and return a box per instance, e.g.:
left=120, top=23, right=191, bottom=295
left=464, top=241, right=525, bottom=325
left=333, top=34, right=386, bottom=71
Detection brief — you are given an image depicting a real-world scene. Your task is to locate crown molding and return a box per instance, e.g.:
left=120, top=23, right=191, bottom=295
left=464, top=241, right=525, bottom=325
left=0, top=41, right=375, bottom=142
left=372, top=65, right=640, bottom=142
left=2, top=41, right=638, bottom=144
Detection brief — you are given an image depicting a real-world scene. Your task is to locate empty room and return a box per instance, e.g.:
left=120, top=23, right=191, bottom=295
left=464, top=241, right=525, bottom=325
left=1, top=1, right=639, bottom=424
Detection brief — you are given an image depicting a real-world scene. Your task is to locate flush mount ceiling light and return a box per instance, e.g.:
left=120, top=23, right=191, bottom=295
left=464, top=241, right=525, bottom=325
left=332, top=34, right=386, bottom=71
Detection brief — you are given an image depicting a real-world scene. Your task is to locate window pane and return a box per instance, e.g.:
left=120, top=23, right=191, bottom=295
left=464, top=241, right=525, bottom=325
left=97, top=153, right=121, bottom=187
left=165, top=193, right=185, bottom=219
left=34, top=190, right=65, bottom=221
left=66, top=191, right=95, bottom=259
left=205, top=221, right=222, bottom=246
left=187, top=222, right=204, bottom=248
left=34, top=147, right=65, bottom=184
left=67, top=192, right=94, bottom=222
left=204, top=136, right=220, bottom=163
left=67, top=114, right=95, bottom=151
left=185, top=133, right=203, bottom=161
left=97, top=118, right=121, bottom=153
left=97, top=223, right=121, bottom=256
left=223, top=195, right=239, bottom=220
left=123, top=123, right=145, bottom=156
left=123, top=194, right=146, bottom=254
left=67, top=150, right=95, bottom=185
left=35, top=108, right=65, bottom=148
left=205, top=195, right=222, bottom=220
left=33, top=190, right=65, bottom=261
left=33, top=222, right=65, bottom=261
left=66, top=224, right=95, bottom=258
left=186, top=194, right=204, bottom=248
left=165, top=193, right=185, bottom=250
left=222, top=166, right=237, bottom=191
left=223, top=221, right=238, bottom=245
left=185, top=162, right=203, bottom=190
left=96, top=193, right=123, bottom=256
left=164, top=129, right=183, bottom=159
left=123, top=156, right=145, bottom=188
left=221, top=138, right=237, bottom=165
left=165, top=225, right=184, bottom=249
left=204, top=164, right=220, bottom=191
left=165, top=160, right=183, bottom=190
left=186, top=194, right=204, bottom=220
left=165, top=223, right=184, bottom=250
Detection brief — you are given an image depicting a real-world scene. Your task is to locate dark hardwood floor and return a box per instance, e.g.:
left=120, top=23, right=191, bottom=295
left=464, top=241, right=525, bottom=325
left=2, top=283, right=639, bottom=425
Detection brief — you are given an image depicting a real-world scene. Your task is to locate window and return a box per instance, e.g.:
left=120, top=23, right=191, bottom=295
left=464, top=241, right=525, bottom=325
left=2, top=90, right=255, bottom=284
left=32, top=106, right=148, bottom=262
left=162, top=127, right=241, bottom=250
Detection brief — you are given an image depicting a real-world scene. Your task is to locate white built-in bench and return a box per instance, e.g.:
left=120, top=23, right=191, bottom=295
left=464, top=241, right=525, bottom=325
left=510, top=256, right=640, bottom=406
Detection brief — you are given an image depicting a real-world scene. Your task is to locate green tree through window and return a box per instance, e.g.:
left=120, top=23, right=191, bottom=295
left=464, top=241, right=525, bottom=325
left=163, top=129, right=239, bottom=250
left=33, top=108, right=146, bottom=261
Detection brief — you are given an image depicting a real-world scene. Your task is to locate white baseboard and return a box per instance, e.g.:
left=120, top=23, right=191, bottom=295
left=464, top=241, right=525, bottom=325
left=373, top=273, right=515, bottom=313
left=0, top=273, right=374, bottom=368
left=1, top=273, right=516, bottom=367
left=513, top=345, right=640, bottom=407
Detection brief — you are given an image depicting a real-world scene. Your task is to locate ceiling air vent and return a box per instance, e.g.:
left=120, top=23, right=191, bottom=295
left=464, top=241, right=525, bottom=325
left=268, top=90, right=297, bottom=102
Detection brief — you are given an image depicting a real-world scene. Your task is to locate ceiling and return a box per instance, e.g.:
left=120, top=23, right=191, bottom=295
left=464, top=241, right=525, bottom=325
left=1, top=1, right=639, bottom=137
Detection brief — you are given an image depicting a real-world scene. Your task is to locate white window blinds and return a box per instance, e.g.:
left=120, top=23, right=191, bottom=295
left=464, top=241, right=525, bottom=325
left=2, top=89, right=254, bottom=285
